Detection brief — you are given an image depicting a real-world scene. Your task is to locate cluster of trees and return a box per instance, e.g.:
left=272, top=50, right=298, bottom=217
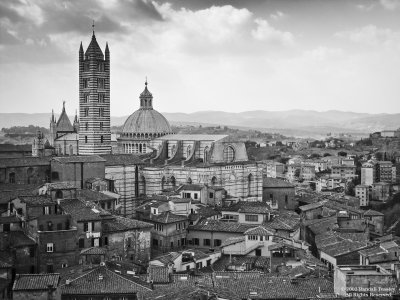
left=1, top=125, right=49, bottom=137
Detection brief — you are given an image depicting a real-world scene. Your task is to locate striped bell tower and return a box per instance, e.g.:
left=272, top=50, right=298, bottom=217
left=78, top=24, right=111, bottom=155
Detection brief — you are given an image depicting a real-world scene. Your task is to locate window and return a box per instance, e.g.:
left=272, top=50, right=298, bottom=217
left=223, top=146, right=235, bottom=162
left=84, top=63, right=89, bottom=72
left=84, top=108, right=89, bottom=117
left=245, top=215, right=258, bottom=222
left=61, top=263, right=68, bottom=268
left=194, top=193, right=198, bottom=199
left=99, top=93, right=105, bottom=103
left=104, top=236, right=108, bottom=246
left=203, top=239, right=211, bottom=246
left=127, top=237, right=132, bottom=248
left=9, top=172, right=15, bottom=183
left=78, top=238, right=84, bottom=248
left=83, top=78, right=89, bottom=88
left=57, top=223, right=62, bottom=230
left=100, top=122, right=103, bottom=130
left=99, top=108, right=104, bottom=117
left=43, top=206, right=50, bottom=215
left=98, top=63, right=104, bottom=72
left=98, top=78, right=105, bottom=89
left=46, top=243, right=54, bottom=252
left=183, top=192, right=190, bottom=199
left=29, top=247, right=35, bottom=258
left=85, top=136, right=88, bottom=143
left=3, top=223, right=10, bottom=232
left=248, top=235, right=258, bottom=241
left=47, top=221, right=53, bottom=231
left=214, top=239, right=222, bottom=247
left=193, top=238, right=199, bottom=246
left=209, top=192, right=214, bottom=199
left=84, top=222, right=88, bottom=232
left=84, top=94, right=89, bottom=103
left=101, top=135, right=104, bottom=143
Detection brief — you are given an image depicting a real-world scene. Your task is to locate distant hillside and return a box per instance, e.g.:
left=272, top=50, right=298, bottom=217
left=0, top=110, right=398, bottom=138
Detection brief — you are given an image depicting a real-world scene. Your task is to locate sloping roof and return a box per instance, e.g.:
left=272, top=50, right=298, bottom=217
left=152, top=252, right=181, bottom=266
left=221, top=201, right=271, bottom=214
left=0, top=184, right=39, bottom=205
left=245, top=226, right=274, bottom=236
left=0, top=157, right=51, bottom=168
left=299, top=201, right=326, bottom=211
left=263, top=178, right=294, bottom=188
left=13, top=273, right=60, bottom=291
left=6, top=231, right=37, bottom=247
left=196, top=206, right=221, bottom=219
left=18, top=195, right=54, bottom=206
left=77, top=189, right=115, bottom=202
left=320, top=240, right=368, bottom=257
left=189, top=220, right=257, bottom=233
left=265, top=212, right=300, bottom=232
left=43, top=182, right=76, bottom=190
left=145, top=211, right=187, bottom=224
left=102, top=216, right=153, bottom=233
left=84, top=34, right=104, bottom=59
left=221, top=236, right=245, bottom=247
left=60, top=265, right=151, bottom=295
left=55, top=132, right=78, bottom=141
left=80, top=247, right=107, bottom=256
left=59, top=199, right=111, bottom=222
left=177, top=184, right=205, bottom=191
left=100, top=154, right=145, bottom=166
left=52, top=155, right=106, bottom=164
left=364, top=209, right=384, bottom=216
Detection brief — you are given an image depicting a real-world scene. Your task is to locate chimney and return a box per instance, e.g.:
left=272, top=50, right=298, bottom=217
left=181, top=160, right=185, bottom=167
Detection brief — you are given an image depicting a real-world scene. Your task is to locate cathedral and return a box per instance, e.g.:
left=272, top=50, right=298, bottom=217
left=33, top=28, right=264, bottom=213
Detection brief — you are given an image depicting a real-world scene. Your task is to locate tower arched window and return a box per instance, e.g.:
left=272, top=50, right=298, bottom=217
left=101, top=136, right=104, bottom=144
left=204, top=146, right=209, bottom=163
left=187, top=145, right=192, bottom=158
left=223, top=146, right=235, bottom=163
left=9, top=172, right=16, bottom=184
left=85, top=136, right=88, bottom=143
left=248, top=174, right=254, bottom=197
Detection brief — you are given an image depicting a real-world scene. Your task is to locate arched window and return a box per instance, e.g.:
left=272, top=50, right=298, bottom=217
left=211, top=176, right=217, bottom=186
left=204, top=146, right=209, bottom=163
left=223, top=146, right=235, bottom=163
left=85, top=136, right=88, bottom=143
left=248, top=174, right=254, bottom=197
left=187, top=177, right=192, bottom=184
left=171, top=145, right=176, bottom=157
left=170, top=176, right=176, bottom=189
left=161, top=176, right=166, bottom=191
left=139, top=144, right=142, bottom=153
left=100, top=136, right=104, bottom=144
left=55, top=190, right=63, bottom=199
left=187, top=145, right=192, bottom=158
left=69, top=144, right=73, bottom=155
left=9, top=172, right=15, bottom=184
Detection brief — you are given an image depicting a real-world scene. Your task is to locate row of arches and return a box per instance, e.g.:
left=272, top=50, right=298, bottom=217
left=123, top=143, right=147, bottom=154
left=121, top=132, right=166, bottom=139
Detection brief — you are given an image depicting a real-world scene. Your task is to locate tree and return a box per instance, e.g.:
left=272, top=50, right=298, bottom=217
left=337, top=151, right=347, bottom=157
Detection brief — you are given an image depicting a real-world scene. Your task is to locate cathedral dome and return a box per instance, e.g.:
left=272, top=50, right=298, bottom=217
left=122, top=108, right=171, bottom=134
left=121, top=82, right=172, bottom=135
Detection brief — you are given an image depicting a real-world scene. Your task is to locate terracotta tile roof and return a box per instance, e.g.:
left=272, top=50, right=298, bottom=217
left=263, top=178, right=294, bottom=188
left=177, top=184, right=205, bottom=191
left=13, top=273, right=60, bottom=291
left=148, top=265, right=170, bottom=283
left=60, top=265, right=151, bottom=295
left=189, top=220, right=257, bottom=233
left=52, top=155, right=106, bottom=164
left=100, top=154, right=145, bottom=166
left=42, top=182, right=76, bottom=190
left=364, top=209, right=384, bottom=216
left=77, top=189, right=116, bottom=202
left=221, top=236, right=245, bottom=247
left=299, top=201, right=326, bottom=211
left=0, top=259, right=12, bottom=269
left=152, top=252, right=181, bottom=266
left=59, top=198, right=111, bottom=222
left=1, top=231, right=36, bottom=247
left=320, top=239, right=368, bottom=257
left=102, top=216, right=153, bottom=233
left=0, top=215, right=20, bottom=224
left=144, top=211, right=187, bottom=224
left=0, top=157, right=51, bottom=168
left=306, top=217, right=338, bottom=236
left=18, top=195, right=54, bottom=206
left=265, top=211, right=300, bottom=232
left=80, top=247, right=107, bottom=256
left=245, top=226, right=274, bottom=236
left=221, top=201, right=271, bottom=214
left=195, top=206, right=221, bottom=219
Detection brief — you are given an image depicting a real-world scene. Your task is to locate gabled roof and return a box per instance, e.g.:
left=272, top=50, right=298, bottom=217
left=177, top=184, right=205, bottom=191
left=320, top=240, right=368, bottom=257
left=263, top=178, right=294, bottom=188
left=13, top=273, right=60, bottom=291
left=5, top=231, right=36, bottom=247
left=18, top=195, right=54, bottom=206
left=264, top=212, right=300, bottom=232
left=84, top=34, right=104, bottom=59
left=102, top=216, right=153, bottom=233
left=77, top=189, right=116, bottom=202
left=80, top=247, right=107, bottom=256
left=60, top=265, right=151, bottom=295
left=152, top=252, right=181, bottom=266
left=245, top=226, right=274, bottom=236
left=221, top=236, right=245, bottom=247
left=364, top=209, right=384, bottom=216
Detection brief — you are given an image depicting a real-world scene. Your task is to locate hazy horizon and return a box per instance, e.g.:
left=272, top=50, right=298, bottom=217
left=1, top=0, right=400, bottom=115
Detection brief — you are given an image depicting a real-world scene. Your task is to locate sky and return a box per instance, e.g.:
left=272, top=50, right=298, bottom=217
left=1, top=0, right=400, bottom=116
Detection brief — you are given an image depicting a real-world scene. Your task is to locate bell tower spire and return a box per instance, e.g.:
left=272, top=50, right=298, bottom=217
left=139, top=77, right=153, bottom=110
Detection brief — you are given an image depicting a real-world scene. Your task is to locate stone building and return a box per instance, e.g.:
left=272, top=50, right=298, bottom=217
left=13, top=273, right=60, bottom=300
left=262, top=178, right=296, bottom=210
left=78, top=29, right=111, bottom=155
left=0, top=157, right=51, bottom=185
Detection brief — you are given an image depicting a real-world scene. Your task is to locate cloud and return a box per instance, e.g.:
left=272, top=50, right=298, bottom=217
left=251, top=18, right=294, bottom=45
left=380, top=0, right=400, bottom=10
left=305, top=46, right=343, bottom=61
left=355, top=3, right=375, bottom=11
left=270, top=11, right=286, bottom=20
left=335, top=25, right=400, bottom=48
